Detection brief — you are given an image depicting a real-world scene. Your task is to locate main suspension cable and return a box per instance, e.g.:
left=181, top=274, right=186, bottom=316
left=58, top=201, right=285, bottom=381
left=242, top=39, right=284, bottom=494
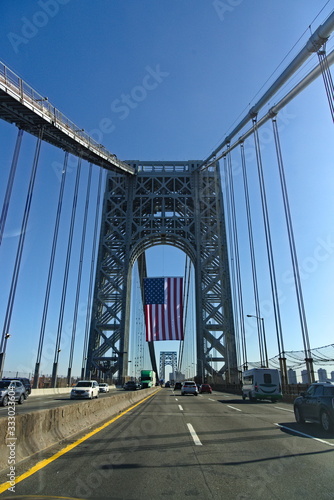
left=0, top=128, right=24, bottom=246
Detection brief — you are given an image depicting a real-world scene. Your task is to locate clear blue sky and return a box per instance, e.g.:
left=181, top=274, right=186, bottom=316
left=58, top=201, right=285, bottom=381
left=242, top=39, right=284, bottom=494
left=0, top=0, right=333, bottom=380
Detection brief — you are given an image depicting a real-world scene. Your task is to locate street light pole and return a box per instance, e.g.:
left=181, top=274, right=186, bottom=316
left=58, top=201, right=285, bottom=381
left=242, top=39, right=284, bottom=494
left=246, top=315, right=268, bottom=367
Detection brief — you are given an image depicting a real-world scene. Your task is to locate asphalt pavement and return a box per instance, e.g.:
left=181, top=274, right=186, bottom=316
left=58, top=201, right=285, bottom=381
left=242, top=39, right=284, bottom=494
left=0, top=388, right=333, bottom=499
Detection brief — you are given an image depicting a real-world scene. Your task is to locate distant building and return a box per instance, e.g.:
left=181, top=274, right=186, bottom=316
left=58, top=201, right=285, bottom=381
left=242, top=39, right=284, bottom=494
left=301, top=370, right=310, bottom=384
left=318, top=368, right=328, bottom=382
left=287, top=369, right=297, bottom=384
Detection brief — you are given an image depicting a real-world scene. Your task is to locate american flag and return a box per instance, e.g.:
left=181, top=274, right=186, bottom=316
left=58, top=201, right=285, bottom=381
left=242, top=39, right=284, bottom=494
left=143, top=277, right=184, bottom=342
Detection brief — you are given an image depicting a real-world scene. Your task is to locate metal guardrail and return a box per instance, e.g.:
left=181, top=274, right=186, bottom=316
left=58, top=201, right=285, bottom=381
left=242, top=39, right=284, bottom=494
left=0, top=60, right=134, bottom=174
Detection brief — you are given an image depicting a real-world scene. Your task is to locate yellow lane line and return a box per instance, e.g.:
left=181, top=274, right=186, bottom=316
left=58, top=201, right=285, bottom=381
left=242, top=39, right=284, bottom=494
left=0, top=390, right=160, bottom=494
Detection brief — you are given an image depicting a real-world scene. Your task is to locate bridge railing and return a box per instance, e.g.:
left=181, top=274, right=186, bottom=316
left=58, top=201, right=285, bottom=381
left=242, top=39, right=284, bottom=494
left=0, top=60, right=133, bottom=173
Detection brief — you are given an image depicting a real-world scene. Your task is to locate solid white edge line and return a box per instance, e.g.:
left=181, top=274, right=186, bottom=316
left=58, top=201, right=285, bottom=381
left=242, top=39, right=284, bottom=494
left=187, top=423, right=202, bottom=446
left=227, top=405, right=242, bottom=412
left=178, top=405, right=183, bottom=411
left=274, top=423, right=334, bottom=447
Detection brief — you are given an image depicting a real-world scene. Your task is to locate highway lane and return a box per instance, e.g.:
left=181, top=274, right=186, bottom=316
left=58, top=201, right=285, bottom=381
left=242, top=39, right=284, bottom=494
left=0, top=388, right=333, bottom=499
left=0, top=388, right=121, bottom=416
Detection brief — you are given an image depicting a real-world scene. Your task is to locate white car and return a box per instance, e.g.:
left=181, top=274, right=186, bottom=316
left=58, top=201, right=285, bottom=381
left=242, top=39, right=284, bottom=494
left=181, top=381, right=199, bottom=396
left=70, top=380, right=99, bottom=399
left=98, top=383, right=110, bottom=393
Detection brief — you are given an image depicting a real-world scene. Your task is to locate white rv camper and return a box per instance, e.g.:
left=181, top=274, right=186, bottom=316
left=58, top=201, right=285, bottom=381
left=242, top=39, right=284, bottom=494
left=242, top=368, right=282, bottom=402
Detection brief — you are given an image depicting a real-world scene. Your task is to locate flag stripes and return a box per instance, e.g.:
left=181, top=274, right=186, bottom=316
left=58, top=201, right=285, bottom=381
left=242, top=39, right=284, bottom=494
left=144, top=277, right=184, bottom=341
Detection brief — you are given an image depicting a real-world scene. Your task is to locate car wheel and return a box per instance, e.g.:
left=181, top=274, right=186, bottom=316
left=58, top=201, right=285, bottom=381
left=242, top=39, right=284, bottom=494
left=320, top=411, right=332, bottom=432
left=294, top=406, right=305, bottom=424
left=242, top=394, right=246, bottom=400
left=2, top=395, right=8, bottom=406
left=18, top=394, right=24, bottom=404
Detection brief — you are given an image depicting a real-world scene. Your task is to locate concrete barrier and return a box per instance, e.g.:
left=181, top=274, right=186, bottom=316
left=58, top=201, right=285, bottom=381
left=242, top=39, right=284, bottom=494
left=30, top=385, right=117, bottom=396
left=0, top=387, right=159, bottom=472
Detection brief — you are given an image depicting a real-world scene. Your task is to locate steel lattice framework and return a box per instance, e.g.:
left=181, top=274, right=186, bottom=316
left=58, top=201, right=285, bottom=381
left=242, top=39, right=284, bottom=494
left=87, top=161, right=238, bottom=383
left=159, top=351, right=177, bottom=381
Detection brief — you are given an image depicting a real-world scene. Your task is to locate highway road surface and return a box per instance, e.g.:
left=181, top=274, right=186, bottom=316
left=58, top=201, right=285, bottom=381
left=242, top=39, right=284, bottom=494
left=0, top=388, right=121, bottom=416
left=0, top=388, right=333, bottom=499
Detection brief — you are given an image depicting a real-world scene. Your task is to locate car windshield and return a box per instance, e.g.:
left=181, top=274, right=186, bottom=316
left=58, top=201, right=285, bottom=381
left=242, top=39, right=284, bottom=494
left=0, top=381, right=11, bottom=389
left=76, top=382, right=92, bottom=387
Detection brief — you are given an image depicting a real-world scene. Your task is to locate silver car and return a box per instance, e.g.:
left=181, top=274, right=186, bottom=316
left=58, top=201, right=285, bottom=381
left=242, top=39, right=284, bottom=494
left=181, top=381, right=199, bottom=396
left=0, top=380, right=26, bottom=406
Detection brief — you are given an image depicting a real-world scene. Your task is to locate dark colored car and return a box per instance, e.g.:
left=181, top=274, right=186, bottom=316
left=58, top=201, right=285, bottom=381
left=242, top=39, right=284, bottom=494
left=3, top=377, right=31, bottom=396
left=123, top=381, right=138, bottom=391
left=199, top=384, right=212, bottom=394
left=294, top=382, right=334, bottom=432
left=173, top=382, right=182, bottom=391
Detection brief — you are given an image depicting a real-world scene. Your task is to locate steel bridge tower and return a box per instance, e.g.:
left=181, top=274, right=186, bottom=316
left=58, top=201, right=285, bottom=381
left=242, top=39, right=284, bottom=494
left=159, top=351, right=177, bottom=381
left=87, top=161, right=238, bottom=383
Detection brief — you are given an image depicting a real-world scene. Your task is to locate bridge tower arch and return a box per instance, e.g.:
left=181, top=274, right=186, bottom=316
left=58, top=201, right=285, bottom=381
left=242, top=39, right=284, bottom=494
left=87, top=161, right=238, bottom=383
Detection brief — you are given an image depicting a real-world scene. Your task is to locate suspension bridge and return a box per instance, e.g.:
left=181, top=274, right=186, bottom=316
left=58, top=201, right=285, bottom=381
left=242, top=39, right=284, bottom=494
left=0, top=10, right=333, bottom=389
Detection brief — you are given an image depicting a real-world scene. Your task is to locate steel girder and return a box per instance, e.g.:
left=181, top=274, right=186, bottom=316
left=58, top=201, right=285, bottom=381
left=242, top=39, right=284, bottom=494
left=87, top=161, right=238, bottom=383
left=159, top=351, right=177, bottom=381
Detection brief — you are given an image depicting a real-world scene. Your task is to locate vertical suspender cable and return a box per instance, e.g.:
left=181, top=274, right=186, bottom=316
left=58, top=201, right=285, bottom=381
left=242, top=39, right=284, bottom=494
left=67, top=164, right=93, bottom=385
left=0, top=128, right=24, bottom=246
left=33, top=152, right=69, bottom=388
left=272, top=116, right=314, bottom=384
left=178, top=255, right=191, bottom=375
left=0, top=131, right=42, bottom=358
left=82, top=168, right=104, bottom=379
left=223, top=157, right=240, bottom=368
left=317, top=44, right=334, bottom=122
left=252, top=117, right=281, bottom=369
left=240, top=143, right=264, bottom=369
left=51, top=158, right=82, bottom=387
left=226, top=152, right=247, bottom=370
left=227, top=150, right=247, bottom=370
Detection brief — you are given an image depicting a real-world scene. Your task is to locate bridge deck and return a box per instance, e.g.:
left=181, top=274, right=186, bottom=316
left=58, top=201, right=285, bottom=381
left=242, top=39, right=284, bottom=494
left=0, top=61, right=134, bottom=175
